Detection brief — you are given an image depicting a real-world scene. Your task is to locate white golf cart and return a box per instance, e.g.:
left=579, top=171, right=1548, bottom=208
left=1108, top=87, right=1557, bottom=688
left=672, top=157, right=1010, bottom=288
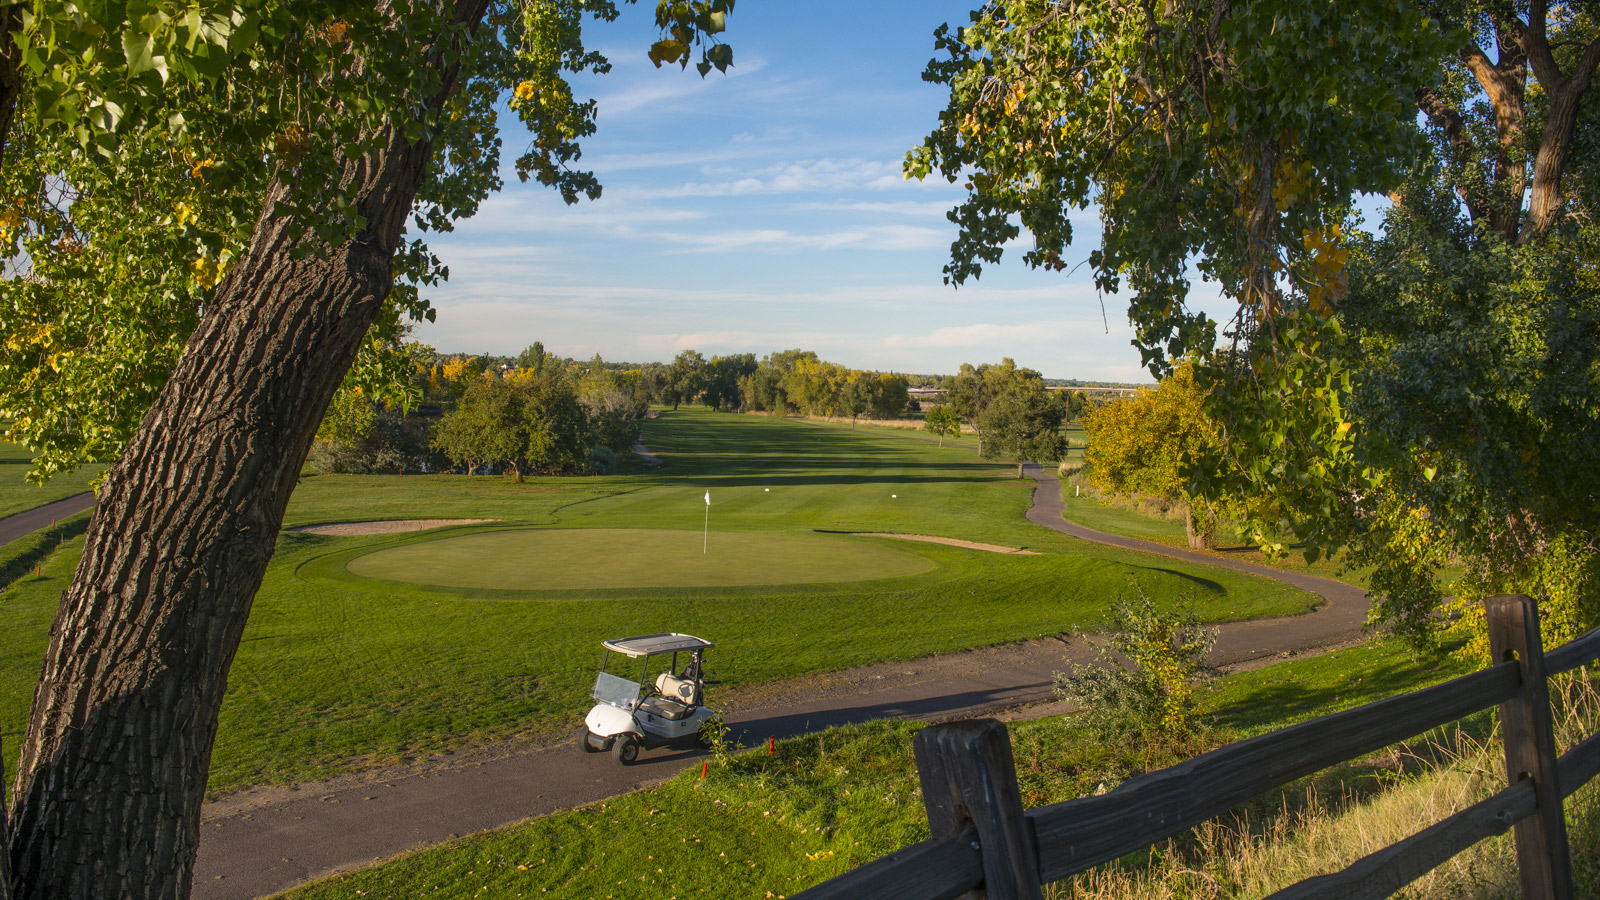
left=579, top=633, right=715, bottom=765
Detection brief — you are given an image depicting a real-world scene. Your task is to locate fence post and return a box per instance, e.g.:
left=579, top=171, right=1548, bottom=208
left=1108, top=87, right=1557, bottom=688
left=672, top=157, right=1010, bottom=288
left=1485, top=593, right=1572, bottom=900
left=913, top=719, right=1042, bottom=900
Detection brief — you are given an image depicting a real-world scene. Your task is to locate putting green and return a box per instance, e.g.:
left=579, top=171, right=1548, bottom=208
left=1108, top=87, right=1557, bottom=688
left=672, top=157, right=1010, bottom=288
left=345, top=528, right=938, bottom=590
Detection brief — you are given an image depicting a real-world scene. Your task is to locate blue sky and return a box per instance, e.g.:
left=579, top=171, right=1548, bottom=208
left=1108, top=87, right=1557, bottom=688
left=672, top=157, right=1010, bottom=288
left=414, top=1, right=1233, bottom=381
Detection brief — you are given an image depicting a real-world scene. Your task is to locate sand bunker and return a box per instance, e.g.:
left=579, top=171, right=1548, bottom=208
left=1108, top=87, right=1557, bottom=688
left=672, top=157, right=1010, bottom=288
left=855, top=533, right=1040, bottom=555
left=293, top=519, right=494, bottom=536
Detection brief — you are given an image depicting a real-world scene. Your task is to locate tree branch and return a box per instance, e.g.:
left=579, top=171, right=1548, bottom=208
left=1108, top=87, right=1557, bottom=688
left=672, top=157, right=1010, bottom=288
left=1415, top=86, right=1470, bottom=156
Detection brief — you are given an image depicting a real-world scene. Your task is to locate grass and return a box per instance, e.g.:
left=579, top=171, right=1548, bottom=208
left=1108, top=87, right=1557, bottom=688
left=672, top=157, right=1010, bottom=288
left=1, top=409, right=1317, bottom=796
left=794, top=415, right=1090, bottom=464
left=276, top=637, right=1480, bottom=899
left=1054, top=474, right=1397, bottom=589
left=0, top=442, right=105, bottom=520
left=347, top=528, right=937, bottom=590
left=1050, top=673, right=1600, bottom=899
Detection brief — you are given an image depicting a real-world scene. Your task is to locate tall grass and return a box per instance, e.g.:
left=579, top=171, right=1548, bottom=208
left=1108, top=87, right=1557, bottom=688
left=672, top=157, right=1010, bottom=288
left=1047, top=672, right=1600, bottom=899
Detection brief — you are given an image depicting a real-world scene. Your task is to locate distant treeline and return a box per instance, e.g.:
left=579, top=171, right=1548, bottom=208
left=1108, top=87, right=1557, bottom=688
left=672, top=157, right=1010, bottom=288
left=308, top=342, right=1115, bottom=477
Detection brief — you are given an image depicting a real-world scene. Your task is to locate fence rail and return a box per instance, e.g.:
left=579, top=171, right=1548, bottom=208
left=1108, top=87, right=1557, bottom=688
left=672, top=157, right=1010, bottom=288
left=794, top=594, right=1600, bottom=900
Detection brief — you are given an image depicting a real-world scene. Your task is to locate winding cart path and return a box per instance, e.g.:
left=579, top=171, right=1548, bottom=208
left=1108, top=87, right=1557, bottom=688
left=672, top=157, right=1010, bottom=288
left=0, top=492, right=95, bottom=546
left=181, top=464, right=1369, bottom=898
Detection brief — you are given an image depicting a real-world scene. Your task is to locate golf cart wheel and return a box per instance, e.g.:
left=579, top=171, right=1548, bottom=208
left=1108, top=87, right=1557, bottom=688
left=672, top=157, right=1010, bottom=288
left=578, top=728, right=602, bottom=754
left=612, top=734, right=640, bottom=765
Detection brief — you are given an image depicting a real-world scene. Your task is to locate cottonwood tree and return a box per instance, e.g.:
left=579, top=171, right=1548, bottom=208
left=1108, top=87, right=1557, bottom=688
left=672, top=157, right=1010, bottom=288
left=838, top=373, right=872, bottom=427
left=663, top=348, right=706, bottom=409
left=976, top=363, right=1066, bottom=477
left=923, top=405, right=961, bottom=446
left=942, top=362, right=993, bottom=453
left=0, top=1, right=737, bottom=897
left=911, top=0, right=1600, bottom=647
left=1081, top=362, right=1236, bottom=549
left=867, top=371, right=911, bottom=419
left=700, top=352, right=757, bottom=411
left=434, top=371, right=591, bottom=479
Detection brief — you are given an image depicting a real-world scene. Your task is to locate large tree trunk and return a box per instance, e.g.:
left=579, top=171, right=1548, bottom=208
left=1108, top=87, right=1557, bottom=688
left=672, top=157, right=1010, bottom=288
left=1506, top=15, right=1600, bottom=238
left=1526, top=80, right=1585, bottom=235
left=4, top=4, right=485, bottom=895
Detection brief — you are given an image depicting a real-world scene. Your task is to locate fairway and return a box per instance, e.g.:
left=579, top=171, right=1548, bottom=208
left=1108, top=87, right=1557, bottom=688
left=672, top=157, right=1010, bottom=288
left=345, top=528, right=936, bottom=590
left=2, top=408, right=1320, bottom=796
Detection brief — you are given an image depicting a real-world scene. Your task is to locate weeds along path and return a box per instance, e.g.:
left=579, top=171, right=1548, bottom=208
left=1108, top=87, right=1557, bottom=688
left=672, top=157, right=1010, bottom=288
left=189, top=455, right=1372, bottom=900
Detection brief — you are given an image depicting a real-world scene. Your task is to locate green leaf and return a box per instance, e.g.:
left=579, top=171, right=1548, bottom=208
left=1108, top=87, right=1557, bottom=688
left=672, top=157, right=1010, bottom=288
left=121, top=28, right=155, bottom=75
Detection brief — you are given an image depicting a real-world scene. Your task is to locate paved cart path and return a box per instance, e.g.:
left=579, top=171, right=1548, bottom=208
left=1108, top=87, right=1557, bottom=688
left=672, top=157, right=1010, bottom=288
left=187, top=464, right=1370, bottom=899
left=0, top=492, right=95, bottom=547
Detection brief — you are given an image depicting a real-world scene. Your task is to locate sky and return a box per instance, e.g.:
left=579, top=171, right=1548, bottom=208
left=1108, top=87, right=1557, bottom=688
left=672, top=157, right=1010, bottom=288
left=413, top=1, right=1235, bottom=382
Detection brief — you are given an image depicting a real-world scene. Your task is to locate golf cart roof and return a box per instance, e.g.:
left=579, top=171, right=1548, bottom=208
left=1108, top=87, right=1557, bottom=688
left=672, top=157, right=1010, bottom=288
left=602, top=633, right=714, bottom=658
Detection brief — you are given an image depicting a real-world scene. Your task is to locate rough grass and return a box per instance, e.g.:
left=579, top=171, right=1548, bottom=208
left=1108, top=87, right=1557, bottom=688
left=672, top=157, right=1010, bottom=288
left=277, top=638, right=1485, bottom=899
left=1049, top=673, right=1600, bottom=899
left=0, top=442, right=104, bottom=520
left=1, top=409, right=1316, bottom=796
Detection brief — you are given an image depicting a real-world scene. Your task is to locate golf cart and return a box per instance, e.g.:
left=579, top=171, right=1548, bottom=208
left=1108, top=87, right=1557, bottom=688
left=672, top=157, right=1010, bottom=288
left=580, top=633, right=715, bottom=764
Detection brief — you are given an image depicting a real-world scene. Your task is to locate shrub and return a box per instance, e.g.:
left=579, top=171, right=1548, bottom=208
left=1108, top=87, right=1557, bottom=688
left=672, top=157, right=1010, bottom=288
left=588, top=445, right=618, bottom=475
left=1054, top=587, right=1218, bottom=743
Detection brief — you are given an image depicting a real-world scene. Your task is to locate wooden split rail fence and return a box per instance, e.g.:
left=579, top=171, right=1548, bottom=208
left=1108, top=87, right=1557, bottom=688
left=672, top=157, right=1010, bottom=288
left=794, top=593, right=1600, bottom=900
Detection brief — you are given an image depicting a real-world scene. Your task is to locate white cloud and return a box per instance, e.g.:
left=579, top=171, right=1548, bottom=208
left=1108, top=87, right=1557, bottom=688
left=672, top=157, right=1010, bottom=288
left=655, top=223, right=947, bottom=253
left=639, top=157, right=914, bottom=199
left=792, top=199, right=957, bottom=217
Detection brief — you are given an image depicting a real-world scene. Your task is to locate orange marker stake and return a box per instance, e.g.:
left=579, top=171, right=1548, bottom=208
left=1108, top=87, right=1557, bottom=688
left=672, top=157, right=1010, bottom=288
left=701, top=762, right=708, bottom=779
left=768, top=736, right=775, bottom=755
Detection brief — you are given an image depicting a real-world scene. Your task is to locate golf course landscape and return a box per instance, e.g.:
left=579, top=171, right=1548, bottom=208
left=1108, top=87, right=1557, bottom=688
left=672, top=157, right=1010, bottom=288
left=0, top=409, right=1317, bottom=797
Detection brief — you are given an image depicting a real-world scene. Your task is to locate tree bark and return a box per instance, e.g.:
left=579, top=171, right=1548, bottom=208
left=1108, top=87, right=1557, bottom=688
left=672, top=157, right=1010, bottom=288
left=1525, top=56, right=1598, bottom=235
left=0, top=3, right=22, bottom=171
left=1495, top=6, right=1600, bottom=238
left=4, top=1, right=486, bottom=895
left=1459, top=40, right=1527, bottom=241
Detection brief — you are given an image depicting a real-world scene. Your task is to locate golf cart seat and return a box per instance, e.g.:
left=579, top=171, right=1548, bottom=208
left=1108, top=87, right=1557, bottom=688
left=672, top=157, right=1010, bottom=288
left=639, top=696, right=694, bottom=720
left=655, top=673, right=699, bottom=705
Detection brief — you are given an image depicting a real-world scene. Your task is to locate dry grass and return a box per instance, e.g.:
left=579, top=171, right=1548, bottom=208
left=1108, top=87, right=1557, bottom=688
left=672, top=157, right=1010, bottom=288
left=1045, top=674, right=1600, bottom=899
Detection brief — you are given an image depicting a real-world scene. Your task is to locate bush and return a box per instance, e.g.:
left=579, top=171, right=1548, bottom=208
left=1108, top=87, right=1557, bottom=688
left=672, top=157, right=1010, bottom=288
left=588, top=445, right=618, bottom=475
left=1054, top=587, right=1217, bottom=743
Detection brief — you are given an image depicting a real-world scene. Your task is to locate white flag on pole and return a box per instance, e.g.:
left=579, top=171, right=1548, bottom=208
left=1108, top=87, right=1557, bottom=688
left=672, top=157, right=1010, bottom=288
left=704, top=490, right=710, bottom=506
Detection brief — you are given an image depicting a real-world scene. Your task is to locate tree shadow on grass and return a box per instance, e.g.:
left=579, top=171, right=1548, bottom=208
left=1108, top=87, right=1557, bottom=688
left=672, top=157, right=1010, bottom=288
left=1134, top=567, right=1225, bottom=594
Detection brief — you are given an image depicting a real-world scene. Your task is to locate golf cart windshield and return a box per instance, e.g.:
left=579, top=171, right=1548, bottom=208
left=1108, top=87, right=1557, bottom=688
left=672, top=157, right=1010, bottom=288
left=592, top=671, right=639, bottom=707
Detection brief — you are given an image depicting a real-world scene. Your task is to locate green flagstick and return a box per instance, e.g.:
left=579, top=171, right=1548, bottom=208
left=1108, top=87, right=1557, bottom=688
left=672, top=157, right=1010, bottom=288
left=703, top=489, right=710, bottom=555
